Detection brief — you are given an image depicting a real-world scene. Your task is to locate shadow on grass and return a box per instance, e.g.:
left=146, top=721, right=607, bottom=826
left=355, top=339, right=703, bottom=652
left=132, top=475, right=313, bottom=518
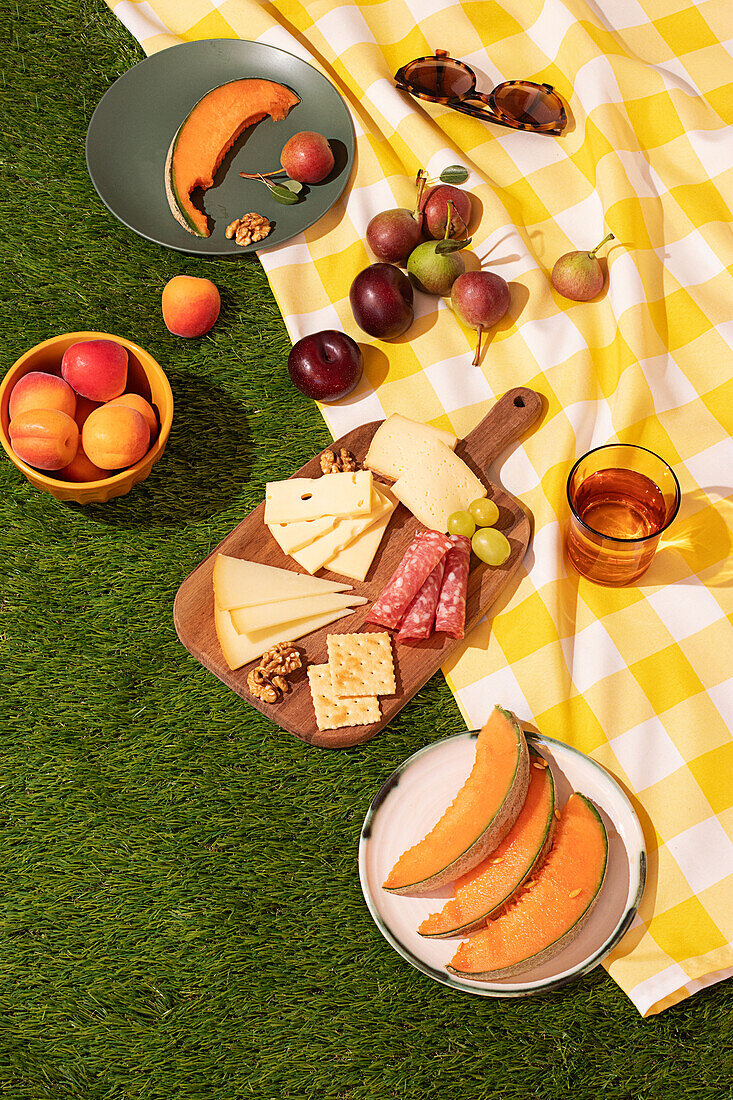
left=72, top=369, right=252, bottom=528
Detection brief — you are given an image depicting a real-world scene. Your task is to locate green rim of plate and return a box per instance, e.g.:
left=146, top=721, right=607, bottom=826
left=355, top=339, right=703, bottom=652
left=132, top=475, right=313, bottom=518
left=85, top=39, right=356, bottom=256
left=358, top=730, right=647, bottom=998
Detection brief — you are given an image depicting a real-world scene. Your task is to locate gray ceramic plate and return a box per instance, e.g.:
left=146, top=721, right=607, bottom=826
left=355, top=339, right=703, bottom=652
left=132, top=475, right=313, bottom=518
left=85, top=39, right=355, bottom=255
left=359, top=730, right=646, bottom=997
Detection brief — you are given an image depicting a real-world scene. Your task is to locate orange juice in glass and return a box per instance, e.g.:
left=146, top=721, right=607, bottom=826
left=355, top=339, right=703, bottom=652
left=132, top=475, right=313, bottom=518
left=566, top=444, right=680, bottom=586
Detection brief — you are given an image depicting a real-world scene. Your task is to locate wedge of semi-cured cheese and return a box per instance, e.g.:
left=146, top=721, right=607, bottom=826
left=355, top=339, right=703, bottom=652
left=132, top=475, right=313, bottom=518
left=267, top=514, right=341, bottom=555
left=214, top=605, right=356, bottom=671
left=213, top=555, right=352, bottom=611
left=325, top=488, right=398, bottom=582
left=391, top=440, right=486, bottom=533
left=264, top=471, right=372, bottom=524
left=230, top=592, right=367, bottom=634
left=290, top=484, right=394, bottom=575
left=365, top=414, right=457, bottom=480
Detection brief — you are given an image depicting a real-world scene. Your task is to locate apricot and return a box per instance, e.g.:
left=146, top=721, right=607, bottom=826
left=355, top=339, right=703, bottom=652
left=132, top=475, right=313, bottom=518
left=74, top=395, right=101, bottom=431
left=9, top=408, right=79, bottom=470
left=9, top=371, right=76, bottom=420
left=162, top=275, right=220, bottom=337
left=61, top=339, right=128, bottom=402
left=82, top=404, right=149, bottom=470
left=106, top=393, right=158, bottom=441
left=59, top=441, right=109, bottom=483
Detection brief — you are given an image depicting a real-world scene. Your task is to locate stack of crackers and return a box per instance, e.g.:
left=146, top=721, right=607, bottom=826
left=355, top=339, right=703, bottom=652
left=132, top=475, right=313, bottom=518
left=308, top=632, right=396, bottom=731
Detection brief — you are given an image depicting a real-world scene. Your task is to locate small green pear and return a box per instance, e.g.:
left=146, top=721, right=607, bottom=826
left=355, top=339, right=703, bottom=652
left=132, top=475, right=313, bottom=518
left=406, top=200, right=467, bottom=295
left=551, top=232, right=615, bottom=301
left=407, top=241, right=465, bottom=295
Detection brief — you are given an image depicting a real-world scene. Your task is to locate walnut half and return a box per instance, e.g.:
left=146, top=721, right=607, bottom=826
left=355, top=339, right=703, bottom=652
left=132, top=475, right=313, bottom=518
left=247, top=668, right=279, bottom=704
left=320, top=448, right=358, bottom=474
left=226, top=213, right=272, bottom=246
left=247, top=643, right=302, bottom=704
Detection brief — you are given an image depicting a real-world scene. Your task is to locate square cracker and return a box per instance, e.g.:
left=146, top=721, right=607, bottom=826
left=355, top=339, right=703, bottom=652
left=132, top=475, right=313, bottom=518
left=307, top=664, right=381, bottom=732
left=327, top=632, right=396, bottom=698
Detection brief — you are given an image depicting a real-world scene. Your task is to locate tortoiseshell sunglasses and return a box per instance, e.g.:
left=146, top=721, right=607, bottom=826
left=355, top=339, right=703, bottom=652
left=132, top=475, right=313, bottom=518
left=394, top=50, right=566, bottom=135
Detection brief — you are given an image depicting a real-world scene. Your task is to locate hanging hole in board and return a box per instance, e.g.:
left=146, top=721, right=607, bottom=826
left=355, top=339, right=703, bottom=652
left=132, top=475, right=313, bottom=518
left=301, top=493, right=313, bottom=501
left=514, top=396, right=525, bottom=407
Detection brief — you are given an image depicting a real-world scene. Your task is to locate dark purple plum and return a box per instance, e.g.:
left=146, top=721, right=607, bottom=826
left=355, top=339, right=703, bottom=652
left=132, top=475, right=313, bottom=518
left=349, top=263, right=414, bottom=340
left=287, top=330, right=363, bottom=401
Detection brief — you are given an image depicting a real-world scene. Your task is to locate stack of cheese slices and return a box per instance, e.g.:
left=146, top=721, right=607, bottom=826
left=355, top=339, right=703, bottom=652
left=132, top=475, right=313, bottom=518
left=265, top=469, right=397, bottom=581
left=213, top=556, right=367, bottom=670
left=365, top=414, right=486, bottom=531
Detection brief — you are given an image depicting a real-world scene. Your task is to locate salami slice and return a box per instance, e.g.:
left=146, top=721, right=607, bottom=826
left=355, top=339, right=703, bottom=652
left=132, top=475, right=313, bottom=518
left=435, top=534, right=471, bottom=639
left=396, top=558, right=446, bottom=643
left=366, top=530, right=453, bottom=630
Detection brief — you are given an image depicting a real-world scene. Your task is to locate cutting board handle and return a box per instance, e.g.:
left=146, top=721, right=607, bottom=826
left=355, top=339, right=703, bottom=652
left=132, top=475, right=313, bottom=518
left=463, top=386, right=543, bottom=472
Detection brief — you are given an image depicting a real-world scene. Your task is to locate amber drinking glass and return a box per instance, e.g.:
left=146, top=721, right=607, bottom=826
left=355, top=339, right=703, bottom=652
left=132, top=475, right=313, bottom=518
left=566, top=444, right=681, bottom=586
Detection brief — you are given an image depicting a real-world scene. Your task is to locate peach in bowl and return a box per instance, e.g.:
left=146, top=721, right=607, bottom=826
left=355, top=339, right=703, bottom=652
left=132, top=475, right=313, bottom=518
left=0, top=332, right=173, bottom=504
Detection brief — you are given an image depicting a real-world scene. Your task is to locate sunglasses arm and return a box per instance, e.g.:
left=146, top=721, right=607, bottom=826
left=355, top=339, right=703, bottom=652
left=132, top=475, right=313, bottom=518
left=447, top=97, right=561, bottom=134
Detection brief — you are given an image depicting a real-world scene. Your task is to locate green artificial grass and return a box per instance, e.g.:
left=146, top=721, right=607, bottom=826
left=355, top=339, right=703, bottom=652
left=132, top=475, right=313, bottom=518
left=0, top=2, right=731, bottom=1097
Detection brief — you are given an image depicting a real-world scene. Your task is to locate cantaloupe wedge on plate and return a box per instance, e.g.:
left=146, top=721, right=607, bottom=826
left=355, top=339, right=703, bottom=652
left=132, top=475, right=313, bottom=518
left=418, top=749, right=557, bottom=938
left=447, top=793, right=608, bottom=981
left=383, top=707, right=530, bottom=895
left=165, top=79, right=300, bottom=237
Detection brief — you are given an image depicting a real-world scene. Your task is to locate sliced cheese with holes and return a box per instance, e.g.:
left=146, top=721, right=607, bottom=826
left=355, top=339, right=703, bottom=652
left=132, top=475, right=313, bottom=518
left=267, top=514, right=340, bottom=555
left=231, top=592, right=367, bottom=635
left=392, top=439, right=486, bottom=533
left=264, top=470, right=372, bottom=524
left=290, top=484, right=393, bottom=575
left=213, top=554, right=351, bottom=611
left=325, top=491, right=397, bottom=581
left=365, top=414, right=458, bottom=481
left=215, top=605, right=356, bottom=671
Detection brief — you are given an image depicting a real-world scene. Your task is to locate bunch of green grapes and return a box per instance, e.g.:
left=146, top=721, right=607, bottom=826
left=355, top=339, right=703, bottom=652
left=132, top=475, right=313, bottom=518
left=447, top=498, right=510, bottom=566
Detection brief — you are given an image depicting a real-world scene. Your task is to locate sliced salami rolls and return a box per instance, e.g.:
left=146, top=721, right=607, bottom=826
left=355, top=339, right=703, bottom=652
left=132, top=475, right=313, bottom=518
left=366, top=528, right=472, bottom=645
left=396, top=558, right=446, bottom=643
left=366, top=531, right=453, bottom=630
left=435, top=534, right=471, bottom=639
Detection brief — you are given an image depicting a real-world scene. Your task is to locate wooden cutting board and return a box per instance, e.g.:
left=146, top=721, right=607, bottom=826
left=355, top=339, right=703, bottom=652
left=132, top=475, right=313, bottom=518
left=173, top=386, right=542, bottom=748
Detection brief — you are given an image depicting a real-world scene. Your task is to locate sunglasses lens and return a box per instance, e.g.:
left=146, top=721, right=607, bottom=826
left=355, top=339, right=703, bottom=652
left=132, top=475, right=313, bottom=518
left=492, top=81, right=563, bottom=127
left=403, top=57, right=474, bottom=99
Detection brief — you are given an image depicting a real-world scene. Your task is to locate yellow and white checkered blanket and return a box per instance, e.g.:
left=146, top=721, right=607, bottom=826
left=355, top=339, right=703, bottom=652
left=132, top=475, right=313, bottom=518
left=106, top=0, right=733, bottom=1016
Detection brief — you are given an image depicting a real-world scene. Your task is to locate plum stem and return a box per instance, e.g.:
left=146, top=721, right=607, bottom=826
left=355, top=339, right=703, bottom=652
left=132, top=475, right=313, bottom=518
left=588, top=232, right=615, bottom=258
left=472, top=325, right=483, bottom=367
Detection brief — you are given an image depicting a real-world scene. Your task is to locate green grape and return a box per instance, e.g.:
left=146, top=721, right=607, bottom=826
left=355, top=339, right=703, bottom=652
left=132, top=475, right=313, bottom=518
left=469, top=497, right=500, bottom=527
left=472, top=527, right=511, bottom=566
left=447, top=510, right=476, bottom=538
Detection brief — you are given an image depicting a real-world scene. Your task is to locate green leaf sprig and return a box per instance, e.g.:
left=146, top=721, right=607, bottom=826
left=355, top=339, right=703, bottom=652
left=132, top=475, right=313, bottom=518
left=238, top=171, right=304, bottom=204
left=438, top=164, right=469, bottom=184
left=414, top=165, right=470, bottom=215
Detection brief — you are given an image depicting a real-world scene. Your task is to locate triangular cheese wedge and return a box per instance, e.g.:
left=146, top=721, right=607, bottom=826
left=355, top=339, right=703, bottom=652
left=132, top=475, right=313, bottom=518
left=213, top=554, right=352, bottom=611
left=214, top=605, right=355, bottom=671
left=290, top=485, right=394, bottom=575
left=231, top=592, right=367, bottom=634
left=267, top=514, right=340, bottom=555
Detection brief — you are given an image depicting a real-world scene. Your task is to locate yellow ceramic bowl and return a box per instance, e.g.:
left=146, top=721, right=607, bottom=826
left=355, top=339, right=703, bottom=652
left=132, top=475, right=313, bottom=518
left=0, top=332, right=174, bottom=504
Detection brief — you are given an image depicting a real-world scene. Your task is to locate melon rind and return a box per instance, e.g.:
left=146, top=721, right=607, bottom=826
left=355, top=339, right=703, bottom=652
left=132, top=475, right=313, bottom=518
left=447, top=794, right=609, bottom=981
left=385, top=708, right=530, bottom=896
left=164, top=128, right=205, bottom=237
left=418, top=749, right=556, bottom=938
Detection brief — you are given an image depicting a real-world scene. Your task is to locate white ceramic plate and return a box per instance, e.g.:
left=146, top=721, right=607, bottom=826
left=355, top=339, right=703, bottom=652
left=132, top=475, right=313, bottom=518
left=359, top=730, right=646, bottom=997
